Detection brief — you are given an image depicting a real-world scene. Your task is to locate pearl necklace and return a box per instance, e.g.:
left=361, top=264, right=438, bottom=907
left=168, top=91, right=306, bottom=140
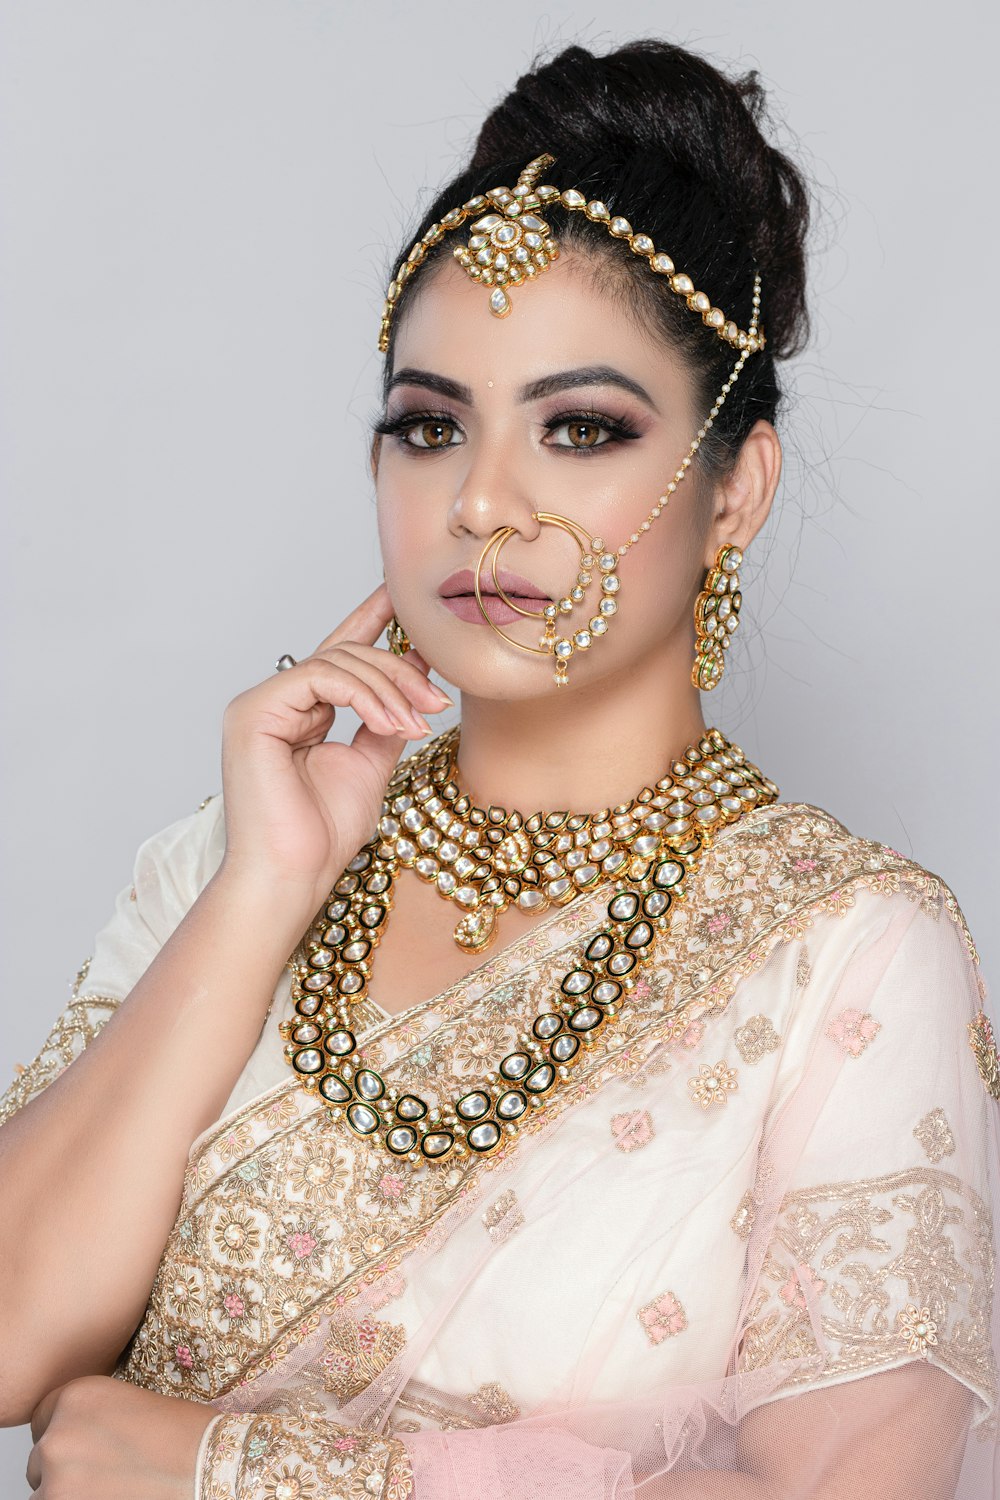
left=280, top=727, right=778, bottom=1167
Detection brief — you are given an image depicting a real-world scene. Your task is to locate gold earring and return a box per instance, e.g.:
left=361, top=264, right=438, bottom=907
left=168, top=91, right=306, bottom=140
left=691, top=544, right=743, bottom=691
left=387, top=615, right=413, bottom=656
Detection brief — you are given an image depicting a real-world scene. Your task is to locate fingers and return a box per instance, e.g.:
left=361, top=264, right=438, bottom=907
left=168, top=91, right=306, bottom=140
left=310, top=581, right=396, bottom=656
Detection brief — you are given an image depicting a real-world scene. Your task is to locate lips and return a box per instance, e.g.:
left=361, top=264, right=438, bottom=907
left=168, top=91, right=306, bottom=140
left=437, top=567, right=553, bottom=628
left=438, top=567, right=551, bottom=602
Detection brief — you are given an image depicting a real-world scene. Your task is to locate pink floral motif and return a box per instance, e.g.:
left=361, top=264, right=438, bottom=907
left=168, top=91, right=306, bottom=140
left=222, top=1292, right=246, bottom=1319
left=334, top=1436, right=359, bottom=1452
left=793, top=858, right=818, bottom=872
left=377, top=1174, right=405, bottom=1200
left=367, top=1271, right=407, bottom=1311
left=707, top=912, right=732, bottom=933
left=779, top=1263, right=827, bottom=1311
left=638, top=1290, right=688, bottom=1345
left=676, top=1017, right=705, bottom=1050
left=357, top=1317, right=379, bottom=1352
left=610, top=1110, right=655, bottom=1153
left=216, top=1124, right=254, bottom=1162
left=287, top=1230, right=317, bottom=1259
left=826, top=1007, right=881, bottom=1058
left=175, top=1344, right=194, bottom=1370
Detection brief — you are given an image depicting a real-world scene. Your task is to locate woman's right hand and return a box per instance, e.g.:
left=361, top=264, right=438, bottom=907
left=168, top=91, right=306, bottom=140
left=216, top=582, right=452, bottom=916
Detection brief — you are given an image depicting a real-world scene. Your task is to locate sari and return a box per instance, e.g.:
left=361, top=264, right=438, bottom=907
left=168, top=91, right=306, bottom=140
left=3, top=781, right=998, bottom=1497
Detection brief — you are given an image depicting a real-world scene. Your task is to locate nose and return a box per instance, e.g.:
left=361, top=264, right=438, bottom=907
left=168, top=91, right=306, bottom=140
left=446, top=436, right=542, bottom=545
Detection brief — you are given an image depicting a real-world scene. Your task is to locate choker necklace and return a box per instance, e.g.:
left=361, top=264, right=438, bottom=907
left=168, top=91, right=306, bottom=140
left=280, top=726, right=778, bottom=1168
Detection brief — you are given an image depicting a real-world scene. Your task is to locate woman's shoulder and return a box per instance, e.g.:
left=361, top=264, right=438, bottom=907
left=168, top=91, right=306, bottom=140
left=711, top=798, right=980, bottom=965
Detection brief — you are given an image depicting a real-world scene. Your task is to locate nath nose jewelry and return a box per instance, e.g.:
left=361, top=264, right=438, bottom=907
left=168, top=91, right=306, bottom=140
left=379, top=152, right=766, bottom=689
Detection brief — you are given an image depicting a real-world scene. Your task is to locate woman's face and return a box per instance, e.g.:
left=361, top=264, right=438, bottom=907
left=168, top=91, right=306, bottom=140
left=373, top=249, right=725, bottom=700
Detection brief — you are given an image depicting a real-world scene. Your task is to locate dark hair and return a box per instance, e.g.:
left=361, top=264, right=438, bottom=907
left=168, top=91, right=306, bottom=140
left=379, top=39, right=812, bottom=487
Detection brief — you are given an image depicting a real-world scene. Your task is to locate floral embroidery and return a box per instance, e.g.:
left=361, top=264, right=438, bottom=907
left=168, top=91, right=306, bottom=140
left=734, top=1014, right=782, bottom=1065
left=968, top=1011, right=1000, bottom=1101
left=779, top=1263, right=827, bottom=1311
left=3, top=801, right=970, bottom=1408
left=321, top=1309, right=407, bottom=1403
left=795, top=948, right=812, bottom=988
left=213, top=1207, right=262, bottom=1266
left=482, top=1188, right=524, bottom=1245
left=263, top=1092, right=300, bottom=1130
left=739, top=1168, right=995, bottom=1408
left=793, top=858, right=818, bottom=872
left=730, top=1189, right=756, bottom=1240
left=288, top=1146, right=349, bottom=1206
left=261, top=1462, right=318, bottom=1499
left=200, top=1412, right=412, bottom=1500
left=468, top=1381, right=522, bottom=1423
left=216, top=1124, right=255, bottom=1162
left=610, top=1109, right=655, bottom=1152
left=897, top=1303, right=939, bottom=1357
left=826, top=1007, right=881, bottom=1058
left=675, top=1017, right=705, bottom=1050
left=914, top=1108, right=956, bottom=1165
left=688, top=1061, right=739, bottom=1109
left=638, top=1290, right=688, bottom=1345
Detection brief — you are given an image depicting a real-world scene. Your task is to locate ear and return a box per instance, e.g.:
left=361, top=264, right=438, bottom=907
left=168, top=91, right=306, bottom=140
left=369, top=432, right=382, bottom=484
left=703, top=419, right=782, bottom=565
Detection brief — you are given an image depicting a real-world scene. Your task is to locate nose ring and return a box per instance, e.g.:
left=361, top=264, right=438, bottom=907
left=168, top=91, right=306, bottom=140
left=473, top=511, right=621, bottom=686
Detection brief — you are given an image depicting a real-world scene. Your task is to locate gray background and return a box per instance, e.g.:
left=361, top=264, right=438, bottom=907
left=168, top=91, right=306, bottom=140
left=1, top=0, right=996, bottom=1484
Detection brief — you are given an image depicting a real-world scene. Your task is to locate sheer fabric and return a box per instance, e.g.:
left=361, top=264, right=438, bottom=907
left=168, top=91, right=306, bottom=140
left=4, top=788, right=998, bottom=1498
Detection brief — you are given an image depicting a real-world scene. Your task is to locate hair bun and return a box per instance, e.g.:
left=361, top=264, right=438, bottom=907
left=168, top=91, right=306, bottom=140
left=468, top=40, right=811, bottom=360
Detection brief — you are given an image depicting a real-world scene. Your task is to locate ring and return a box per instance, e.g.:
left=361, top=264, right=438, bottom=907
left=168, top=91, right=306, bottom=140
left=275, top=654, right=297, bottom=672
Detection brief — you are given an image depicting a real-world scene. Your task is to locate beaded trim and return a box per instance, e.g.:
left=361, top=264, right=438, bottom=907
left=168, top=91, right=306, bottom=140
left=280, top=727, right=778, bottom=1167
left=379, top=152, right=765, bottom=356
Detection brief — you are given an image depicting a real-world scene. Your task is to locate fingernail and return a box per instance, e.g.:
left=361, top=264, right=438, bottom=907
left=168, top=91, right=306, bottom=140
left=411, top=712, right=432, bottom=735
left=431, top=686, right=454, bottom=706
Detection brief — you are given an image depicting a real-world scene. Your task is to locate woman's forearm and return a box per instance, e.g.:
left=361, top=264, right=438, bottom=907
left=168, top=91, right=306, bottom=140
left=0, top=865, right=314, bottom=1425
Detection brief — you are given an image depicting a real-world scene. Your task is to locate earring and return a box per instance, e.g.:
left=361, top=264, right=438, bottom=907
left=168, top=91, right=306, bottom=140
left=691, top=544, right=743, bottom=691
left=387, top=615, right=413, bottom=656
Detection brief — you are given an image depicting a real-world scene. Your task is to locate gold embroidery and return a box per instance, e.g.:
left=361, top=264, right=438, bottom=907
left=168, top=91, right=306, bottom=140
left=825, top=1008, right=881, bottom=1058
left=897, top=1303, right=939, bottom=1357
left=0, top=975, right=122, bottom=1129
left=731, top=1189, right=756, bottom=1240
left=738, top=1167, right=996, bottom=1410
left=200, top=1411, right=412, bottom=1500
left=469, top=1381, right=522, bottom=1423
left=638, top=1290, right=688, bottom=1344
left=968, top=1011, right=1000, bottom=1101
left=104, top=804, right=988, bottom=1403
left=482, top=1188, right=524, bottom=1245
left=733, top=1014, right=782, bottom=1065
left=914, top=1108, right=956, bottom=1165
left=795, top=947, right=812, bottom=988
left=688, top=1060, right=739, bottom=1109
left=610, top=1109, right=656, bottom=1152
left=321, top=1308, right=407, bottom=1404
left=197, top=791, right=218, bottom=811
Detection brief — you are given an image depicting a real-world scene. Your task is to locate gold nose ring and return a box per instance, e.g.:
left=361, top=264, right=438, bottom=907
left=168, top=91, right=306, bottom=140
left=473, top=511, right=622, bottom=686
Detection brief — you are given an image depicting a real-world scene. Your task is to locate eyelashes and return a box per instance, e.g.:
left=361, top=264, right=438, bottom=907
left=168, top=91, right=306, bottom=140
left=372, top=407, right=643, bottom=455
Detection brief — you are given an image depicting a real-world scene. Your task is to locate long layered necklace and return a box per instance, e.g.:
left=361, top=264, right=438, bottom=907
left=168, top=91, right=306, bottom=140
left=280, top=726, right=778, bottom=1168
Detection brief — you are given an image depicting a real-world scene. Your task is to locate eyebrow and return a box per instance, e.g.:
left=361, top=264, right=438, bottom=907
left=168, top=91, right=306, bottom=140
left=386, top=364, right=661, bottom=414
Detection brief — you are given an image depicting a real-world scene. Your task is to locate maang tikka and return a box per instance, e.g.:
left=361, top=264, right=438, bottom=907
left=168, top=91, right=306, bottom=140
left=378, top=152, right=766, bottom=687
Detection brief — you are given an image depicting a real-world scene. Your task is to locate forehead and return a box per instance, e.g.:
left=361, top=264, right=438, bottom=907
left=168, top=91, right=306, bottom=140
left=389, top=248, right=683, bottom=395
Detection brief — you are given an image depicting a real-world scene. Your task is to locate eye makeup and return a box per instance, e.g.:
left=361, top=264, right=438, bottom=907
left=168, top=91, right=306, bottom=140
left=372, top=406, right=644, bottom=455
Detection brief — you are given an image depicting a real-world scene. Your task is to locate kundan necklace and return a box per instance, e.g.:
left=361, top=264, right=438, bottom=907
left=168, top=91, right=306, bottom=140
left=280, top=725, right=778, bottom=1168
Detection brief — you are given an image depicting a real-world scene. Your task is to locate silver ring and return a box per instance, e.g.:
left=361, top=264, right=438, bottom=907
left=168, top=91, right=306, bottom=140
left=275, top=654, right=297, bottom=672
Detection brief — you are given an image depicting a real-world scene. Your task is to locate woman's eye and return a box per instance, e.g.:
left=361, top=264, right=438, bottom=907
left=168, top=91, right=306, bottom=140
left=402, top=419, right=461, bottom=449
left=548, top=419, right=615, bottom=450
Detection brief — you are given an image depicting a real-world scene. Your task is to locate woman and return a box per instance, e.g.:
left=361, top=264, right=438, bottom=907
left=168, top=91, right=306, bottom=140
left=2, top=38, right=997, bottom=1499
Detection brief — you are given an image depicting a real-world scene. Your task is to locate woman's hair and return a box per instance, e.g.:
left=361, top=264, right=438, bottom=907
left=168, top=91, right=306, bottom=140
left=380, top=39, right=813, bottom=486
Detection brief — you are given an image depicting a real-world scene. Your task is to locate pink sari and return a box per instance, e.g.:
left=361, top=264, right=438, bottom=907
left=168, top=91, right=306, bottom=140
left=5, top=795, right=998, bottom=1496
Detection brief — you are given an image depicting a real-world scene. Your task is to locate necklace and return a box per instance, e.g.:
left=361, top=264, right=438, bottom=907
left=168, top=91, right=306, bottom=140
left=280, top=726, right=778, bottom=1168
